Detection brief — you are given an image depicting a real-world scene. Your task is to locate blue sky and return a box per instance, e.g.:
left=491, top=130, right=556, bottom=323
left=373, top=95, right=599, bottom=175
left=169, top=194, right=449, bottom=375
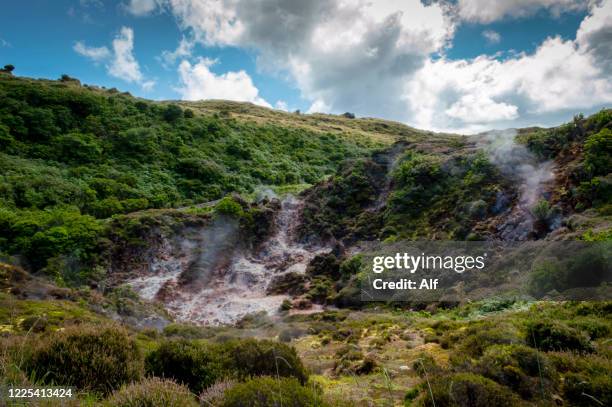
left=1, top=1, right=610, bottom=133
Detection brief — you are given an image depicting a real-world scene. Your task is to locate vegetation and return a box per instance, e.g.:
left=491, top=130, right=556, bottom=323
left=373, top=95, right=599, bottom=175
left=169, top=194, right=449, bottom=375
left=219, top=376, right=322, bottom=407
left=0, top=74, right=380, bottom=282
left=144, top=339, right=223, bottom=394
left=106, top=377, right=198, bottom=407
left=145, top=338, right=308, bottom=394
left=0, top=73, right=610, bottom=406
left=23, top=324, right=143, bottom=395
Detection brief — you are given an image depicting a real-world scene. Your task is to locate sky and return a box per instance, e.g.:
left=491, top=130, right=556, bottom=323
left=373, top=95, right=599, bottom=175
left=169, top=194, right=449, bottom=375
left=0, top=0, right=611, bottom=133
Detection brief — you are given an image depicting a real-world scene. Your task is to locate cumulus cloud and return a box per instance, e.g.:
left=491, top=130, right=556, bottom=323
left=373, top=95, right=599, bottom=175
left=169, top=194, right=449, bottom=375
left=120, top=0, right=612, bottom=132
left=307, top=99, right=331, bottom=114
left=482, top=30, right=501, bottom=44
left=176, top=58, right=271, bottom=107
left=164, top=0, right=453, bottom=119
left=576, top=0, right=612, bottom=72
left=446, top=94, right=518, bottom=123
left=159, top=36, right=194, bottom=67
left=108, top=27, right=145, bottom=83
left=455, top=0, right=587, bottom=23
left=404, top=27, right=612, bottom=132
left=123, top=0, right=164, bottom=16
left=275, top=100, right=289, bottom=111
left=73, top=41, right=110, bottom=62
left=74, top=26, right=155, bottom=90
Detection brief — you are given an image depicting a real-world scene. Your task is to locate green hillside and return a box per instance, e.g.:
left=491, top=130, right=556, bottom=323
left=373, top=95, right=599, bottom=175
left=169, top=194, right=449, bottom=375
left=0, top=73, right=610, bottom=406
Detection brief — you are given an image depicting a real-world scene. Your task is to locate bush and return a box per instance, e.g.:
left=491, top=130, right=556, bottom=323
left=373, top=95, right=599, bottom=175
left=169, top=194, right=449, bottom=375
left=584, top=128, right=612, bottom=177
left=564, top=372, right=612, bottom=407
left=532, top=199, right=552, bottom=222
left=526, top=321, right=593, bottom=353
left=218, top=339, right=308, bottom=384
left=163, top=104, right=183, bottom=123
left=25, top=324, right=143, bottom=395
left=199, top=379, right=235, bottom=407
left=477, top=344, right=552, bottom=399
left=420, top=373, right=520, bottom=407
left=219, top=376, right=322, bottom=407
left=144, top=339, right=222, bottom=394
left=215, top=197, right=244, bottom=217
left=456, top=321, right=523, bottom=357
left=106, top=377, right=198, bottom=407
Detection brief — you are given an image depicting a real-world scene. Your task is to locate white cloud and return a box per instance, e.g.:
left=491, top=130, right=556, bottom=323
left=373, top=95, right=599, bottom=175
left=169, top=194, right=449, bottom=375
left=108, top=27, right=143, bottom=83
left=455, top=0, right=587, bottom=23
left=275, top=100, right=289, bottom=111
left=307, top=99, right=331, bottom=114
left=132, top=0, right=612, bottom=132
left=141, top=80, right=156, bottom=91
left=404, top=29, right=612, bottom=132
left=576, top=0, right=612, bottom=72
left=73, top=41, right=110, bottom=62
left=446, top=94, right=518, bottom=123
left=74, top=26, right=155, bottom=91
left=124, top=0, right=164, bottom=16
left=168, top=0, right=244, bottom=46
left=482, top=30, right=501, bottom=44
left=176, top=58, right=271, bottom=107
left=159, top=36, right=194, bottom=67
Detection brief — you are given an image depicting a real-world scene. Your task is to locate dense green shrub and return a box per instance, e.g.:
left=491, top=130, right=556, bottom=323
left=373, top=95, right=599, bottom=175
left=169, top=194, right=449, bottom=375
left=106, top=377, right=198, bottom=407
left=584, top=128, right=612, bottom=177
left=215, top=196, right=244, bottom=217
left=144, top=339, right=222, bottom=394
left=455, top=321, right=523, bottom=357
left=25, top=324, right=143, bottom=395
left=2, top=206, right=102, bottom=275
left=219, top=376, right=322, bottom=407
left=218, top=338, right=308, bottom=384
left=476, top=344, right=552, bottom=399
left=563, top=372, right=612, bottom=406
left=420, top=373, right=520, bottom=407
left=526, top=321, right=593, bottom=353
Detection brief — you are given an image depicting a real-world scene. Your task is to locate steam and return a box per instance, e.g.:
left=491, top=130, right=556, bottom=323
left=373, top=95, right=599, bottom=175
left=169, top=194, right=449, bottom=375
left=253, top=186, right=278, bottom=202
left=127, top=196, right=325, bottom=325
left=477, top=129, right=556, bottom=240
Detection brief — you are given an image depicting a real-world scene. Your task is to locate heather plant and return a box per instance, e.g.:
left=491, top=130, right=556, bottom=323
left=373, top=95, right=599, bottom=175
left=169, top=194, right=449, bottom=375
left=145, top=339, right=223, bottom=394
left=24, top=324, right=143, bottom=395
left=106, top=377, right=198, bottom=407
left=218, top=376, right=323, bottom=407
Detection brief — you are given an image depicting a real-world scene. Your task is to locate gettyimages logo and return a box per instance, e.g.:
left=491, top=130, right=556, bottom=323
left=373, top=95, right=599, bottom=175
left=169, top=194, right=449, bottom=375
left=372, top=252, right=488, bottom=274
left=361, top=241, right=612, bottom=302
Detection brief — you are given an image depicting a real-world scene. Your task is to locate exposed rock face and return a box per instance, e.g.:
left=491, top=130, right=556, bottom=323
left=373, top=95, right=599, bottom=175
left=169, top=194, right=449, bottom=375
left=112, top=197, right=326, bottom=325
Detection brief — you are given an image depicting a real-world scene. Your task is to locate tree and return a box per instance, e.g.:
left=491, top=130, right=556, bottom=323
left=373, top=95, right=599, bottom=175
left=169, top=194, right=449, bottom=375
left=163, top=104, right=183, bottom=122
left=2, top=64, right=15, bottom=74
